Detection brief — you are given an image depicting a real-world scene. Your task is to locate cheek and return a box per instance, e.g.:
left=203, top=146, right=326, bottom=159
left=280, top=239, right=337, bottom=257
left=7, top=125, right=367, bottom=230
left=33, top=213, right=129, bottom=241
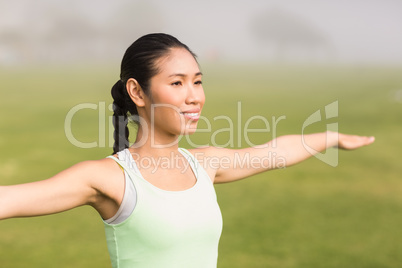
left=151, top=87, right=181, bottom=105
left=153, top=106, right=181, bottom=123
left=153, top=100, right=182, bottom=123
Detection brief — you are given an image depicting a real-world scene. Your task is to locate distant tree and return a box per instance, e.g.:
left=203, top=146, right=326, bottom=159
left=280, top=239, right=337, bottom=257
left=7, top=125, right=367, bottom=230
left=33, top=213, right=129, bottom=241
left=250, top=7, right=331, bottom=62
left=105, top=1, right=166, bottom=46
left=0, top=30, right=28, bottom=64
left=43, top=8, right=98, bottom=62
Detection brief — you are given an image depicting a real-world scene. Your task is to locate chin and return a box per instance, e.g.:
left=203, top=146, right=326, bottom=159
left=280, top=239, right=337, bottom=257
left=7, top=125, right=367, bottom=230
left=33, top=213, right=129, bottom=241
left=180, top=122, right=199, bottom=135
left=183, top=129, right=197, bottom=135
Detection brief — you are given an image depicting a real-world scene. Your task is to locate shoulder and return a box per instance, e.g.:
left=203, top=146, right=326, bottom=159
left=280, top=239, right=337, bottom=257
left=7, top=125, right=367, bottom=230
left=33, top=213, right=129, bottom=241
left=71, top=157, right=122, bottom=178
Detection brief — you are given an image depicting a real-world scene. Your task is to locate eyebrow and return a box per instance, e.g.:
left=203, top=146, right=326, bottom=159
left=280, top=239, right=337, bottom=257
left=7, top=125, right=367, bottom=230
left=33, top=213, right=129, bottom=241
left=168, top=72, right=203, bottom=78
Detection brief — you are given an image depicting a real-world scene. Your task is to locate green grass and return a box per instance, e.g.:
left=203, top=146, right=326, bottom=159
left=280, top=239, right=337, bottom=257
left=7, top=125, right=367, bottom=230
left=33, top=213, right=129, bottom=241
left=0, top=63, right=401, bottom=267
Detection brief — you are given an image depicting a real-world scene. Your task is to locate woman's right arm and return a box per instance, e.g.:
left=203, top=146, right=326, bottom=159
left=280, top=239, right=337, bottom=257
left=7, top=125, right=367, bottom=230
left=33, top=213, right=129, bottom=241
left=0, top=158, right=124, bottom=220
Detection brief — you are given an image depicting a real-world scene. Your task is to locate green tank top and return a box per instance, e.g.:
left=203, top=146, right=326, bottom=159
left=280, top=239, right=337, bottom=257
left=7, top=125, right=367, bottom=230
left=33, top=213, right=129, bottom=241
left=104, top=148, right=223, bottom=268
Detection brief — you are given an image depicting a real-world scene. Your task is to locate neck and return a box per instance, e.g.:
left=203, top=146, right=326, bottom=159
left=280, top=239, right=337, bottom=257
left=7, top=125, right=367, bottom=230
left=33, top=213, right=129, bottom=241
left=130, top=125, right=180, bottom=158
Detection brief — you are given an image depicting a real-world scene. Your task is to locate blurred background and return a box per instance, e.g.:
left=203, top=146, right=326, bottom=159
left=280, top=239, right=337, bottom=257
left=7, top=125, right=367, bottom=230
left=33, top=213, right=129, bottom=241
left=1, top=0, right=402, bottom=66
left=1, top=0, right=401, bottom=267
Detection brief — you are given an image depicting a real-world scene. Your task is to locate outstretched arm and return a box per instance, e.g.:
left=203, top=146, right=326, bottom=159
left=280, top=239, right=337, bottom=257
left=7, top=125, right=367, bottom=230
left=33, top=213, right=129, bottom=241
left=193, top=131, right=375, bottom=184
left=260, top=131, right=375, bottom=167
left=0, top=159, right=124, bottom=220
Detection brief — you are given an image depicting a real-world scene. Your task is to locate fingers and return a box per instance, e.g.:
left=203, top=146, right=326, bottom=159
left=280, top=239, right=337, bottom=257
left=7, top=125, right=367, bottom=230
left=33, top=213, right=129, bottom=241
left=354, top=135, right=375, bottom=149
left=338, top=134, right=375, bottom=150
left=359, top=135, right=375, bottom=147
left=365, top=136, right=375, bottom=145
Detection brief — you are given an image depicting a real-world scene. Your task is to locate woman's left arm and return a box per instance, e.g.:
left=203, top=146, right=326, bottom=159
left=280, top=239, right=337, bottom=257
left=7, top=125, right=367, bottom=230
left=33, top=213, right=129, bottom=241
left=194, top=131, right=375, bottom=184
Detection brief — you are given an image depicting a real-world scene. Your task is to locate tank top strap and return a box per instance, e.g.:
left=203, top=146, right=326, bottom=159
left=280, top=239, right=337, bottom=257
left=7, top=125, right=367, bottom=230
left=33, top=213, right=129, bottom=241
left=106, top=154, right=142, bottom=188
left=178, top=148, right=198, bottom=174
left=179, top=148, right=215, bottom=186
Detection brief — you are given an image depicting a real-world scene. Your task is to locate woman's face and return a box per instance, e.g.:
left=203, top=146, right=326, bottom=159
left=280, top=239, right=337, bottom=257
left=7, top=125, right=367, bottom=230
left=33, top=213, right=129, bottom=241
left=143, top=47, right=205, bottom=138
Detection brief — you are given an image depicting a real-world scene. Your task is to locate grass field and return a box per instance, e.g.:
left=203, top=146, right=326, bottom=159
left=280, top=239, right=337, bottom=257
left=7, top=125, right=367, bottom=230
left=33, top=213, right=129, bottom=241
left=0, top=63, right=401, bottom=267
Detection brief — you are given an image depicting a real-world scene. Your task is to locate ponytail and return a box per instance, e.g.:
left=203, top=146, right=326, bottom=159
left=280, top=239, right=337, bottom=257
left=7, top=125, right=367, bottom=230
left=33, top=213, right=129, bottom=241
left=111, top=80, right=131, bottom=154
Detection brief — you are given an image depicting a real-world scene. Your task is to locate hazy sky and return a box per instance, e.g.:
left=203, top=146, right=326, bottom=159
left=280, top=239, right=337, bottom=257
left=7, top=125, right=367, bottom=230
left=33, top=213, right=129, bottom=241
left=1, top=0, right=402, bottom=64
left=156, top=0, right=402, bottom=63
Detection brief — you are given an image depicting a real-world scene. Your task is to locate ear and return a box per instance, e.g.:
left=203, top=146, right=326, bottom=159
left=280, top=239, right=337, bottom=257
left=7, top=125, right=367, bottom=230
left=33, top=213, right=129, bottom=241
left=126, top=78, right=146, bottom=107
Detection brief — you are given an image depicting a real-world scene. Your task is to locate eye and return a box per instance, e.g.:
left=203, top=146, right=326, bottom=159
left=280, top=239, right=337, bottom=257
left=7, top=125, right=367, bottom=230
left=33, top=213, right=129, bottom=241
left=171, top=81, right=182, bottom=86
left=194, top=80, right=203, bottom=85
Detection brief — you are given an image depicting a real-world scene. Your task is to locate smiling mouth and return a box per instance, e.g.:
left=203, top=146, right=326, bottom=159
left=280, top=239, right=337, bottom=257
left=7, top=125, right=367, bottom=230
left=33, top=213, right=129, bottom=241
left=181, top=112, right=200, bottom=120
left=182, top=112, right=198, bottom=116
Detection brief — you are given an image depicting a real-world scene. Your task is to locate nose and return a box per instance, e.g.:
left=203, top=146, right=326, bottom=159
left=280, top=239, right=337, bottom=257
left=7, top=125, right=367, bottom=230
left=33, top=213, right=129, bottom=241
left=185, top=83, right=204, bottom=105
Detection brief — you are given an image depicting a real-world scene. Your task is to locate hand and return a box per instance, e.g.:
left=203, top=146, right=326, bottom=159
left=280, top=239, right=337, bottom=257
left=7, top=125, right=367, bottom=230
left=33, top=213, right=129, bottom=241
left=337, top=132, right=375, bottom=150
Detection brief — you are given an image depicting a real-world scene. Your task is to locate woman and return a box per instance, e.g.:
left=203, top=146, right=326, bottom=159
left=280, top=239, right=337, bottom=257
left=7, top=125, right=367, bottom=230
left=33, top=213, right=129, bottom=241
left=0, top=33, right=374, bottom=267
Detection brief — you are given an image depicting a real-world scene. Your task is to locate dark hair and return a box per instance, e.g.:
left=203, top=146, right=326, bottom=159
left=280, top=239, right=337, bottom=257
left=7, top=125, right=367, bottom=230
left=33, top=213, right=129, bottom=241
left=111, top=33, right=196, bottom=154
